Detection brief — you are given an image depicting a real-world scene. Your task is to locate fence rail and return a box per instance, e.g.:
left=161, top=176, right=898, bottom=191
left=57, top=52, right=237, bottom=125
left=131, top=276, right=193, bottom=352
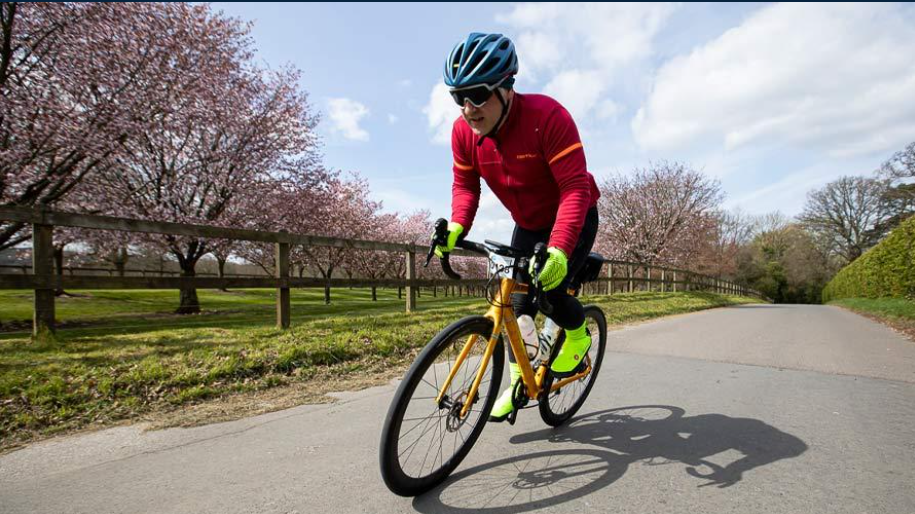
left=0, top=263, right=270, bottom=278
left=0, top=206, right=763, bottom=336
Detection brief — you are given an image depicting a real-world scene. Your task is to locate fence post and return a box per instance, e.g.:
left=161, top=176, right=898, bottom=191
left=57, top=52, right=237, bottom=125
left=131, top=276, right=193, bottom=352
left=405, top=250, right=416, bottom=312
left=275, top=241, right=290, bottom=329
left=607, top=263, right=614, bottom=295
left=32, top=223, right=55, bottom=337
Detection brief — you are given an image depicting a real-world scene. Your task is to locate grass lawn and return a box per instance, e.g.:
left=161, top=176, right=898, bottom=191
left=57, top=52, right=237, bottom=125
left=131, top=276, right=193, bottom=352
left=828, top=297, right=915, bottom=321
left=828, top=297, right=915, bottom=342
left=0, top=287, right=433, bottom=337
left=0, top=288, right=759, bottom=450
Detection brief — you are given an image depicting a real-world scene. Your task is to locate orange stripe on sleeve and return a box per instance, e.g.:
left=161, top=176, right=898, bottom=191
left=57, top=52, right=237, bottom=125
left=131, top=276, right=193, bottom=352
left=453, top=160, right=474, bottom=171
left=548, top=142, right=583, bottom=166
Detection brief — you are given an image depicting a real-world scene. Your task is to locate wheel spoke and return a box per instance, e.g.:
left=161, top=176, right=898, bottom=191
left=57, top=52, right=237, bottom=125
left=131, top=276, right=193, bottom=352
left=382, top=319, right=503, bottom=491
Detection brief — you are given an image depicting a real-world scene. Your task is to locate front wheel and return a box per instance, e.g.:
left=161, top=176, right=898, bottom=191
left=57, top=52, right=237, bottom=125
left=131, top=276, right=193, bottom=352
left=539, top=305, right=607, bottom=427
left=380, top=315, right=504, bottom=496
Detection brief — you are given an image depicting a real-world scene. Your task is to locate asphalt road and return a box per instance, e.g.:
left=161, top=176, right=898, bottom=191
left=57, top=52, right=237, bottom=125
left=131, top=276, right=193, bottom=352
left=2, top=304, right=914, bottom=514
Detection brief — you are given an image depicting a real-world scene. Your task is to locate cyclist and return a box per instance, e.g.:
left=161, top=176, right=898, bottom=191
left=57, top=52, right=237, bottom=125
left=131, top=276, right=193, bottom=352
left=433, top=32, right=600, bottom=422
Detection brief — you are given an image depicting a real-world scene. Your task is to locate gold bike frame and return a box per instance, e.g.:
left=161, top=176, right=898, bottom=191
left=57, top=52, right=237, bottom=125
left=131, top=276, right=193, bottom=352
left=434, top=277, right=592, bottom=419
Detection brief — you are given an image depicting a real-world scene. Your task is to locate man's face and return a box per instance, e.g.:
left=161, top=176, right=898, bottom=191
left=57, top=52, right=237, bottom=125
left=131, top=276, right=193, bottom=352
left=461, top=88, right=512, bottom=136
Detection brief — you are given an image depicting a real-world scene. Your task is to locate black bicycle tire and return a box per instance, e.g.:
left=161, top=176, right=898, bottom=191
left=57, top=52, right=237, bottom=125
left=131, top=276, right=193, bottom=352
left=538, top=305, right=607, bottom=427
left=379, top=315, right=504, bottom=496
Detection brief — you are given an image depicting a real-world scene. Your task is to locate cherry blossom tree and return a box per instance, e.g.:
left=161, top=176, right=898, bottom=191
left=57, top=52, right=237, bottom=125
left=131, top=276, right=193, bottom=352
left=85, top=21, right=320, bottom=313
left=596, top=161, right=723, bottom=267
left=0, top=3, right=243, bottom=251
left=233, top=166, right=334, bottom=277
left=294, top=173, right=382, bottom=304
left=344, top=212, right=400, bottom=301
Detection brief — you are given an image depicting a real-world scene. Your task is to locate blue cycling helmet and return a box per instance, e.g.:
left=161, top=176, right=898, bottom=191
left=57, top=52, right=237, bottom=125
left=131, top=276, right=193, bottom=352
left=444, top=33, right=518, bottom=89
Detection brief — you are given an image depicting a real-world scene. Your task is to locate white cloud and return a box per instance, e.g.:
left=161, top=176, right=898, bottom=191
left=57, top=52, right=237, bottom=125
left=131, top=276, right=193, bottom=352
left=633, top=3, right=915, bottom=157
left=423, top=83, right=461, bottom=145
left=498, top=3, right=677, bottom=119
left=327, top=98, right=370, bottom=142
left=543, top=69, right=606, bottom=121
left=388, top=114, right=399, bottom=124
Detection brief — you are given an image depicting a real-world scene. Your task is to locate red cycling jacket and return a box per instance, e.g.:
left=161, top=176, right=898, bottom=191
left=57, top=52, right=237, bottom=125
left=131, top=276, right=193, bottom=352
left=451, top=93, right=600, bottom=256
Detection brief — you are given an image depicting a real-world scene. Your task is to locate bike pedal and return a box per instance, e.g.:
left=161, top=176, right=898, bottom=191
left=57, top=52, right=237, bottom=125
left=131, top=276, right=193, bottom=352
left=507, top=409, right=518, bottom=425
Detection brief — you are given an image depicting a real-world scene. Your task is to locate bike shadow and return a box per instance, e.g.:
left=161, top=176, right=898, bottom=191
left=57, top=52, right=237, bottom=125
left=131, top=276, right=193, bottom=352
left=412, top=405, right=807, bottom=514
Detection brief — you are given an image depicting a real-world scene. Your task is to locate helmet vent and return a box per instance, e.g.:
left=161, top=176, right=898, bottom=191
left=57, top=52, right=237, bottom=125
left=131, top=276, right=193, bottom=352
left=478, top=58, right=497, bottom=76
left=465, top=40, right=481, bottom=60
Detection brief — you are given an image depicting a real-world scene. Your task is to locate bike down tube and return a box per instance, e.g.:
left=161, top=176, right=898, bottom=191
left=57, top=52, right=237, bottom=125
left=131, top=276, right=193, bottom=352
left=458, top=278, right=531, bottom=419
left=453, top=279, right=508, bottom=418
left=434, top=282, right=507, bottom=413
left=499, top=312, right=539, bottom=400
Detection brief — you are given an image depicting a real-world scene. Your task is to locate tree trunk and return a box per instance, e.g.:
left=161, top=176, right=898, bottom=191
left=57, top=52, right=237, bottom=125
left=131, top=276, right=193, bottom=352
left=371, top=286, right=377, bottom=301
left=54, top=246, right=65, bottom=296
left=398, top=287, right=402, bottom=299
left=324, top=283, right=331, bottom=305
left=176, top=263, right=201, bottom=314
left=217, top=257, right=228, bottom=292
left=112, top=247, right=128, bottom=277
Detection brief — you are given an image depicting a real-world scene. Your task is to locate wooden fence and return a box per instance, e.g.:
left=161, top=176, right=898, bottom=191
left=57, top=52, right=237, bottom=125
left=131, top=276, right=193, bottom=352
left=0, top=206, right=763, bottom=336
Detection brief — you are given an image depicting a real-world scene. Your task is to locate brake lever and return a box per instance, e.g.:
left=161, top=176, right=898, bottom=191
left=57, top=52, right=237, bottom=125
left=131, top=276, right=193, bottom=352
left=427, top=218, right=462, bottom=280
left=424, top=219, right=448, bottom=268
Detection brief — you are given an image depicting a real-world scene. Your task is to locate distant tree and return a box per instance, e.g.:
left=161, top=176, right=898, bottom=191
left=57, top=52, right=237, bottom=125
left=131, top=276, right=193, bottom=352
left=596, top=161, right=723, bottom=266
left=737, top=219, right=839, bottom=304
left=296, top=174, right=382, bottom=304
left=208, top=240, right=236, bottom=292
left=799, top=176, right=889, bottom=264
left=876, top=141, right=915, bottom=234
left=696, top=209, right=756, bottom=279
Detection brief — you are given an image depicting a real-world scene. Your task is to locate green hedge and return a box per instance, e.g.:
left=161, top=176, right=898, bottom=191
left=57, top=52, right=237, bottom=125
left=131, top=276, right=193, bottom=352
left=822, top=215, right=915, bottom=302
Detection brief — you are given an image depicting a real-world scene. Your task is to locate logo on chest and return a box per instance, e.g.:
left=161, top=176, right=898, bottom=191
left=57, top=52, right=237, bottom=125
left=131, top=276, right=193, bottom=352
left=515, top=153, right=538, bottom=160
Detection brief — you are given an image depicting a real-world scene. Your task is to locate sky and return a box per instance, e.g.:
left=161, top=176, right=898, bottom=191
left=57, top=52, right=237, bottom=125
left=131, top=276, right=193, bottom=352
left=214, top=2, right=915, bottom=244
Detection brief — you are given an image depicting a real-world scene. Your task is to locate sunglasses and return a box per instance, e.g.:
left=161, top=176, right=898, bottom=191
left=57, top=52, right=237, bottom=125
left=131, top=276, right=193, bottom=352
left=449, top=76, right=509, bottom=108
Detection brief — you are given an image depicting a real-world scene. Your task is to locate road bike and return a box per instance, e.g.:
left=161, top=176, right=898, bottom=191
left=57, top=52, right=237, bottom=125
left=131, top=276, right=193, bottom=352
left=379, top=219, right=608, bottom=496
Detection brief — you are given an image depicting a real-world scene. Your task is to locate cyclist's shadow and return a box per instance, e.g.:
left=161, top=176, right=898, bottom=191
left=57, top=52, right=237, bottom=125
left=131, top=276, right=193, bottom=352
left=412, top=405, right=807, bottom=514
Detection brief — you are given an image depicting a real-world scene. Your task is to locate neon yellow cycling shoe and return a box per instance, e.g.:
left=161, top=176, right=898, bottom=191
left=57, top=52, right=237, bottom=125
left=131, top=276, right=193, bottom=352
left=489, top=363, right=521, bottom=422
left=550, top=321, right=591, bottom=377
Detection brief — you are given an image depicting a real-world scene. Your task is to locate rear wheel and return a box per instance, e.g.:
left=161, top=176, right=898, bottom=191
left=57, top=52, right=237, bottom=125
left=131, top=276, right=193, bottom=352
left=539, top=305, right=607, bottom=427
left=380, top=316, right=504, bottom=496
